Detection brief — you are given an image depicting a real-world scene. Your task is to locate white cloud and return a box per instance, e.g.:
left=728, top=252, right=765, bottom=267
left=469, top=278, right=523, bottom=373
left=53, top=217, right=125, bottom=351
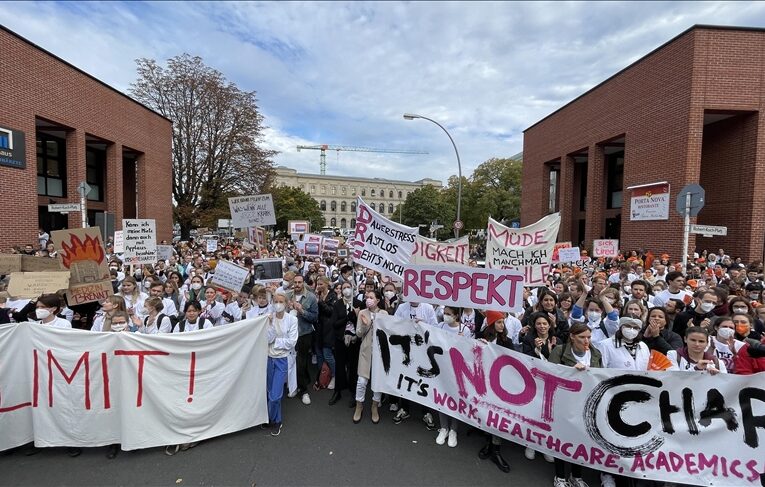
left=4, top=1, right=765, bottom=182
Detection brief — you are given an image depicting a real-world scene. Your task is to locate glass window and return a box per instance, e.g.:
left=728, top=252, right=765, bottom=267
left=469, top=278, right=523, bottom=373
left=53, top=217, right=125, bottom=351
left=330, top=200, right=337, bottom=211
left=341, top=187, right=346, bottom=195
left=370, top=203, right=376, bottom=211
left=351, top=201, right=356, bottom=212
left=606, top=152, right=624, bottom=210
left=36, top=133, right=66, bottom=197
left=330, top=217, right=336, bottom=226
left=350, top=218, right=356, bottom=228
left=340, top=218, right=347, bottom=228
left=321, top=185, right=326, bottom=194
left=341, top=201, right=347, bottom=212
left=311, top=184, right=316, bottom=194
left=548, top=167, right=559, bottom=213
left=371, top=189, right=376, bottom=197
left=86, top=147, right=105, bottom=202
left=398, top=191, right=402, bottom=199
left=332, top=186, right=336, bottom=195
left=389, top=204, right=394, bottom=214
left=379, top=204, right=384, bottom=214
left=352, top=187, right=356, bottom=196
left=380, top=189, right=385, bottom=199
left=361, top=188, right=366, bottom=197
left=320, top=200, right=326, bottom=211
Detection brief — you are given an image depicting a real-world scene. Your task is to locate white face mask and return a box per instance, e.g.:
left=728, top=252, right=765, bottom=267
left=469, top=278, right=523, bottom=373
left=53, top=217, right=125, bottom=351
left=699, top=302, right=714, bottom=313
left=717, top=327, right=735, bottom=340
left=191, top=283, right=202, bottom=291
left=621, top=327, right=639, bottom=341
left=282, top=280, right=290, bottom=289
left=732, top=306, right=748, bottom=314
left=111, top=322, right=127, bottom=332
left=274, top=303, right=286, bottom=313
left=587, top=311, right=602, bottom=322
left=142, top=280, right=151, bottom=288
left=443, top=315, right=456, bottom=325
left=342, top=288, right=353, bottom=298
left=384, top=291, right=396, bottom=300
left=36, top=308, right=52, bottom=320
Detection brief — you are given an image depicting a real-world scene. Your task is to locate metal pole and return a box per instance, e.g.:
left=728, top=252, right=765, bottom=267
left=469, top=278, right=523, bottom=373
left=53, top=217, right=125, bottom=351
left=681, top=192, right=691, bottom=276
left=81, top=192, right=87, bottom=228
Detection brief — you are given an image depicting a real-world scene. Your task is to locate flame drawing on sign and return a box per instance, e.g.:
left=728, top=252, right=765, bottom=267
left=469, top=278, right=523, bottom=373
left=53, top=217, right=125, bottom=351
left=60, top=235, right=105, bottom=268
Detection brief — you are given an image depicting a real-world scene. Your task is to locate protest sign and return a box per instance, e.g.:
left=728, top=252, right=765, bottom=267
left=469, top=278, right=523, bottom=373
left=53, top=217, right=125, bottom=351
left=557, top=247, right=581, bottom=263
left=304, top=242, right=321, bottom=257
left=372, top=316, right=765, bottom=486
left=113, top=230, right=124, bottom=253
left=593, top=239, right=619, bottom=258
left=248, top=227, right=266, bottom=248
left=156, top=245, right=174, bottom=261
left=629, top=182, right=670, bottom=221
left=0, top=317, right=268, bottom=452
left=323, top=238, right=339, bottom=254
left=209, top=260, right=250, bottom=293
left=351, top=197, right=418, bottom=279
left=551, top=241, right=572, bottom=264
left=402, top=264, right=524, bottom=313
left=8, top=271, right=70, bottom=298
left=288, top=220, right=310, bottom=235
left=51, top=228, right=111, bottom=286
left=206, top=239, right=217, bottom=253
left=122, top=219, right=157, bottom=265
left=0, top=254, right=22, bottom=275
left=21, top=255, right=63, bottom=272
left=66, top=281, right=114, bottom=306
left=411, top=235, right=470, bottom=266
left=228, top=194, right=276, bottom=228
left=486, top=213, right=561, bottom=286
left=337, top=248, right=348, bottom=258
left=251, top=258, right=283, bottom=283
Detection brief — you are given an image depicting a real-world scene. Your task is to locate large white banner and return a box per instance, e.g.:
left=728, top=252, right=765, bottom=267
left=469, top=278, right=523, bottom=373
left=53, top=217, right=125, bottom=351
left=0, top=318, right=268, bottom=452
left=411, top=235, right=470, bottom=266
left=372, top=316, right=765, bottom=486
left=402, top=264, right=524, bottom=313
left=486, top=213, right=560, bottom=286
left=351, top=197, right=418, bottom=278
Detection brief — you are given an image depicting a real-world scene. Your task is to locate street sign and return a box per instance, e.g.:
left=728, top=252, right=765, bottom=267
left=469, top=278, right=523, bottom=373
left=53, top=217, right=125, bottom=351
left=48, top=203, right=81, bottom=213
left=77, top=181, right=92, bottom=198
left=690, top=224, right=727, bottom=236
left=453, top=220, right=464, bottom=230
left=676, top=183, right=705, bottom=217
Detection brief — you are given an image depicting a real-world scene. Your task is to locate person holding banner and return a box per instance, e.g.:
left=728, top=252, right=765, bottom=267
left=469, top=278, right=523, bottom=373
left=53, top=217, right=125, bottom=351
left=548, top=322, right=602, bottom=487
left=246, top=286, right=273, bottom=318
left=137, top=297, right=173, bottom=334
left=596, top=317, right=651, bottom=371
left=522, top=289, right=570, bottom=344
left=265, top=293, right=298, bottom=436
left=353, top=290, right=387, bottom=424
left=172, top=301, right=214, bottom=332
left=200, top=287, right=225, bottom=326
left=667, top=326, right=725, bottom=373
left=34, top=294, right=71, bottom=329
left=434, top=306, right=468, bottom=448
left=117, top=276, right=148, bottom=320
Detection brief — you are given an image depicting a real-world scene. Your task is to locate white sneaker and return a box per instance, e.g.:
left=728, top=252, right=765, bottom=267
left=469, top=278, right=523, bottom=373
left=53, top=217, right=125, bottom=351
left=600, top=473, right=616, bottom=487
left=543, top=453, right=554, bottom=463
left=328, top=377, right=335, bottom=390
left=287, top=390, right=298, bottom=398
left=447, top=429, right=457, bottom=448
left=568, top=477, right=589, bottom=487
left=524, top=447, right=536, bottom=460
left=435, top=428, right=448, bottom=445
left=553, top=477, right=571, bottom=487
left=301, top=393, right=311, bottom=405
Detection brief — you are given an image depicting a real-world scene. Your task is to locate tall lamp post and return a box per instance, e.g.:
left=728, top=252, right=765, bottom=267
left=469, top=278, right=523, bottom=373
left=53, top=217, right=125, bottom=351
left=403, top=113, right=463, bottom=238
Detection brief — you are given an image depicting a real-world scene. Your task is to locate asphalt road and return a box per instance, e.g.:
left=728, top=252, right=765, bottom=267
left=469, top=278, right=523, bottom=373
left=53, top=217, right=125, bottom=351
left=1, top=387, right=601, bottom=487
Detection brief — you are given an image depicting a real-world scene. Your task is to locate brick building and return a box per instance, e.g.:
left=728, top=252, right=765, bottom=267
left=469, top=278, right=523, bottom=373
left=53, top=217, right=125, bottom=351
left=521, top=25, right=765, bottom=263
left=0, top=25, right=172, bottom=249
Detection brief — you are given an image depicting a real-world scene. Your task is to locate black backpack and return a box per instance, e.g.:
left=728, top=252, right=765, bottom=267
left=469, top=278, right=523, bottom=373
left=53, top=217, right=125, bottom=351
left=144, top=313, right=179, bottom=332
left=175, top=317, right=209, bottom=333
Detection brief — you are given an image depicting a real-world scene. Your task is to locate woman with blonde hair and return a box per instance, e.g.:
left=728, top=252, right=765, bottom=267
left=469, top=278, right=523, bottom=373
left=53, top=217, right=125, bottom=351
left=91, top=295, right=128, bottom=332
left=117, top=276, right=148, bottom=319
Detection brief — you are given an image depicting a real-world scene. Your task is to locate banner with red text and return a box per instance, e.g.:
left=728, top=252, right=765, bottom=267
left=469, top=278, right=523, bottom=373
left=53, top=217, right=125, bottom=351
left=0, top=318, right=268, bottom=452
left=402, top=264, right=524, bottom=313
left=411, top=235, right=470, bottom=266
left=372, top=315, right=765, bottom=486
left=486, top=213, right=560, bottom=286
left=352, top=197, right=418, bottom=278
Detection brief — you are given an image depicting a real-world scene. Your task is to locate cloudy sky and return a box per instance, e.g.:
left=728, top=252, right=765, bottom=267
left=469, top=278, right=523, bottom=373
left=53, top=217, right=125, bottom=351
left=4, top=1, right=765, bottom=182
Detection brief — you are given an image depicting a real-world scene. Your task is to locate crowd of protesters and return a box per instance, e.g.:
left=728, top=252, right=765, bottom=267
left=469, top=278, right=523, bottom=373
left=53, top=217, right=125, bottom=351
left=2, top=233, right=765, bottom=487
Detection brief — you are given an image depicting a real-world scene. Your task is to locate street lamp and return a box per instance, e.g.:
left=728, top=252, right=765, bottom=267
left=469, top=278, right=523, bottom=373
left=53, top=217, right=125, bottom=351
left=403, top=113, right=463, bottom=238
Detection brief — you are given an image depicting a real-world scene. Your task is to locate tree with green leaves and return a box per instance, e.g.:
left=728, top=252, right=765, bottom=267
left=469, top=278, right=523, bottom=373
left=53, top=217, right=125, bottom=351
left=271, top=185, right=325, bottom=235
left=469, top=157, right=522, bottom=224
left=129, top=54, right=276, bottom=239
left=400, top=185, right=452, bottom=236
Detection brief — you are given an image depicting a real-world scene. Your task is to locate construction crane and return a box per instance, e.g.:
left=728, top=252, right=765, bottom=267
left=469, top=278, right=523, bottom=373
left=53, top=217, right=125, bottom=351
left=296, top=144, right=428, bottom=175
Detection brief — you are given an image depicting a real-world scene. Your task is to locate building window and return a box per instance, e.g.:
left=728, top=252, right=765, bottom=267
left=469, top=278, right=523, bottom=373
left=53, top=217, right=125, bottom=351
left=342, top=187, right=346, bottom=195
left=321, top=185, right=326, bottom=194
left=352, top=187, right=356, bottom=196
left=341, top=201, right=347, bottom=212
left=389, top=190, right=393, bottom=198
left=330, top=200, right=337, bottom=211
left=389, top=204, right=394, bottom=214
left=350, top=218, right=356, bottom=228
left=371, top=189, right=376, bottom=197
left=380, top=189, right=385, bottom=199
left=320, top=200, right=326, bottom=211
left=379, top=204, right=384, bottom=214
left=86, top=147, right=105, bottom=202
left=607, top=152, right=624, bottom=209
left=370, top=203, right=376, bottom=211
left=37, top=133, right=66, bottom=197
left=332, top=186, right=337, bottom=195
left=398, top=191, right=402, bottom=199
left=351, top=201, right=356, bottom=212
left=361, top=188, right=366, bottom=197
left=330, top=217, right=336, bottom=226
left=548, top=167, right=560, bottom=213
left=340, top=218, right=347, bottom=228
left=311, top=184, right=316, bottom=194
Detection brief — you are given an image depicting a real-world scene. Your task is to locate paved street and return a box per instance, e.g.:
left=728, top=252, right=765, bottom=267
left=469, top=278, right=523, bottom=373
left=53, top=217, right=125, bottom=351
left=1, top=386, right=601, bottom=487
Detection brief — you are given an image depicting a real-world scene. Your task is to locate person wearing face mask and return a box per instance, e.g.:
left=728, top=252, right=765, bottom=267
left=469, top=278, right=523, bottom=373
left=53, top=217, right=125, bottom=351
left=570, top=291, right=619, bottom=343
left=33, top=294, right=71, bottom=329
left=595, top=317, right=651, bottom=370
left=263, top=293, right=298, bottom=437
left=706, top=316, right=745, bottom=373
left=382, top=283, right=400, bottom=315
left=353, top=290, right=387, bottom=424
left=109, top=262, right=125, bottom=284
left=330, top=281, right=358, bottom=407
left=731, top=312, right=761, bottom=345
left=672, top=290, right=718, bottom=336
left=185, top=275, right=205, bottom=303
left=91, top=296, right=128, bottom=332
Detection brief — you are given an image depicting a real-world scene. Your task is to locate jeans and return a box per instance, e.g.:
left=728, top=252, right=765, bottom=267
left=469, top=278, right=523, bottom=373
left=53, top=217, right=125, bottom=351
left=316, top=346, right=336, bottom=378
left=295, top=333, right=312, bottom=392
left=554, top=458, right=582, bottom=478
left=267, top=356, right=288, bottom=424
left=355, top=376, right=381, bottom=403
